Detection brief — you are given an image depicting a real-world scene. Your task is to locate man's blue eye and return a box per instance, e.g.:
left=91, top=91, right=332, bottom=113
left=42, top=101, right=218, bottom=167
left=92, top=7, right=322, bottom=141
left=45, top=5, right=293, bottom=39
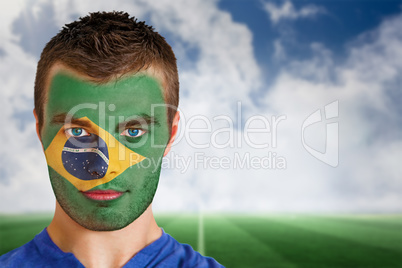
left=121, top=128, right=145, bottom=138
left=72, top=128, right=82, bottom=136
left=128, top=129, right=139, bottom=136
left=65, top=128, right=89, bottom=137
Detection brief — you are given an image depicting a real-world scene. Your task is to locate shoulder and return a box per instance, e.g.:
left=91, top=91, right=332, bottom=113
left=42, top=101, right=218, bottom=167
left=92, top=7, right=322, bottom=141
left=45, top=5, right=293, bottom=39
left=0, top=240, right=41, bottom=268
left=0, top=229, right=84, bottom=268
left=164, top=236, right=223, bottom=268
left=172, top=242, right=224, bottom=268
left=129, top=231, right=225, bottom=268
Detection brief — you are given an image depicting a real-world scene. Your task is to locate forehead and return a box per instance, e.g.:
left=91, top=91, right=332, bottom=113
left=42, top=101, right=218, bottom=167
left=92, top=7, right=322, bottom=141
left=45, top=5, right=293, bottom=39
left=45, top=67, right=166, bottom=117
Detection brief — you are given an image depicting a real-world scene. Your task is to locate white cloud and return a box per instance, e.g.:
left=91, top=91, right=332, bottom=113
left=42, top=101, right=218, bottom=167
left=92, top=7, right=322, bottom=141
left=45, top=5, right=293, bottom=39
left=262, top=0, right=326, bottom=24
left=273, top=39, right=286, bottom=60
left=258, top=13, right=402, bottom=212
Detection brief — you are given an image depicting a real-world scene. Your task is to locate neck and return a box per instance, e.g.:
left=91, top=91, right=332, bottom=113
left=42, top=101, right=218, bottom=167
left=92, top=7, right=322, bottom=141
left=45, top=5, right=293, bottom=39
left=47, top=201, right=161, bottom=268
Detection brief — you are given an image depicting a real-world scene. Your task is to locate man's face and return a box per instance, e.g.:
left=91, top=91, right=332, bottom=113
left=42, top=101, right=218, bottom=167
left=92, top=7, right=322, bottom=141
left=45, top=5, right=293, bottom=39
left=41, top=68, right=170, bottom=231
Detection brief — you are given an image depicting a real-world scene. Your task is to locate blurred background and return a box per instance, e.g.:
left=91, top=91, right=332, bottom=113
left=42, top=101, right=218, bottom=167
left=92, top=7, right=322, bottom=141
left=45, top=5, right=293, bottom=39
left=0, top=0, right=401, bottom=266
left=1, top=0, right=400, bottom=214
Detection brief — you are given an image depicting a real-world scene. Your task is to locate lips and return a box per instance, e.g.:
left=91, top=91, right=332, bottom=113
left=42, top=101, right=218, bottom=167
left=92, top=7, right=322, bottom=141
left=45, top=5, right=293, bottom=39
left=82, top=190, right=124, bottom=201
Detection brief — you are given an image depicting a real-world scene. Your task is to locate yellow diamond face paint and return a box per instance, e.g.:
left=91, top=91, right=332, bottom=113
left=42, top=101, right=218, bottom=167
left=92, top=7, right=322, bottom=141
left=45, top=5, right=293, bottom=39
left=42, top=70, right=170, bottom=231
left=44, top=117, right=146, bottom=192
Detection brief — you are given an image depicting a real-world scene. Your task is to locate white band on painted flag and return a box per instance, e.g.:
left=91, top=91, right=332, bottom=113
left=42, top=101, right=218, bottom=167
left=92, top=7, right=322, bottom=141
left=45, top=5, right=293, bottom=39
left=62, top=147, right=109, bottom=165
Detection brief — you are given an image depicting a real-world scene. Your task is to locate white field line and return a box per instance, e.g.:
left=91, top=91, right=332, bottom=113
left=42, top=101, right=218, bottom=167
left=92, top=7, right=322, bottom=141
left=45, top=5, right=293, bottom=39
left=198, top=212, right=205, bottom=255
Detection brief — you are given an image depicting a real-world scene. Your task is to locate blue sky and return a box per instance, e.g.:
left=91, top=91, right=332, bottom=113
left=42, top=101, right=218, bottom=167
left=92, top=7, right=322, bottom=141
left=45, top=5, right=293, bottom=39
left=0, top=0, right=401, bottom=213
left=219, top=0, right=402, bottom=57
left=217, top=0, right=402, bottom=85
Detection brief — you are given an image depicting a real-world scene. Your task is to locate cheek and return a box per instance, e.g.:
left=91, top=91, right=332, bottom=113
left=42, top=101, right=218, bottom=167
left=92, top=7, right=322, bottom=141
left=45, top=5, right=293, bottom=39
left=122, top=155, right=163, bottom=186
left=48, top=167, right=85, bottom=209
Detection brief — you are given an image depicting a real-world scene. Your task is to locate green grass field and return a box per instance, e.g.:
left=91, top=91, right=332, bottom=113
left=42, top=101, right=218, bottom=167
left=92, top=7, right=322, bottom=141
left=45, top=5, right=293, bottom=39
left=0, top=214, right=401, bottom=267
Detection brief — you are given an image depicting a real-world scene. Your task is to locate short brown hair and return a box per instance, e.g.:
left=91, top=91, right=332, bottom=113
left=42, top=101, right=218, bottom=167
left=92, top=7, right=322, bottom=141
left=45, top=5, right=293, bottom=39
left=35, top=11, right=179, bottom=134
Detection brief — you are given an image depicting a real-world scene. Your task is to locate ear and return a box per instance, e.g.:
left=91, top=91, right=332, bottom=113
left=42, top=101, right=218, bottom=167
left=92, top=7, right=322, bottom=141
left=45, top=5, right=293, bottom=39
left=163, top=111, right=180, bottom=157
left=33, top=109, right=42, bottom=143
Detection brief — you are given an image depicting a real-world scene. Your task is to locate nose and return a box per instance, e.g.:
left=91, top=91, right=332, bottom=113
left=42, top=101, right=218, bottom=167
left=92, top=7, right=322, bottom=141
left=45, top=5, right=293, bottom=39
left=86, top=154, right=108, bottom=179
left=85, top=140, right=109, bottom=180
left=62, top=133, right=110, bottom=181
left=105, top=157, right=121, bottom=176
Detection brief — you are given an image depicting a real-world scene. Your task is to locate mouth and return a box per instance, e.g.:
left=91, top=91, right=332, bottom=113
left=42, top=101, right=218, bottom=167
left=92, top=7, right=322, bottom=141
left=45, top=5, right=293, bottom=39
left=81, top=190, right=125, bottom=201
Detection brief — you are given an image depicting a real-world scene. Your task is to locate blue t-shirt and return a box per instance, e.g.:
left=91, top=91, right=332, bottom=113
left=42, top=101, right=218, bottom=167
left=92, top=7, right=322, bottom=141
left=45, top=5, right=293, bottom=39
left=0, top=228, right=224, bottom=268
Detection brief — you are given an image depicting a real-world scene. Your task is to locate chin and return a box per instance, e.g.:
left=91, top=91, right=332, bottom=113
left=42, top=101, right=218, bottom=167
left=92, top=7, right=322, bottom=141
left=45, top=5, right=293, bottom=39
left=50, top=169, right=159, bottom=232
left=77, top=219, right=132, bottom=232
left=61, top=201, right=149, bottom=232
left=57, top=194, right=154, bottom=232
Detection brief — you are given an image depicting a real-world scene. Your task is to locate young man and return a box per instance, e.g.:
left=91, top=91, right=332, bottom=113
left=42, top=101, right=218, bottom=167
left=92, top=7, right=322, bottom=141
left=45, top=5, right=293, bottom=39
left=0, top=11, right=223, bottom=268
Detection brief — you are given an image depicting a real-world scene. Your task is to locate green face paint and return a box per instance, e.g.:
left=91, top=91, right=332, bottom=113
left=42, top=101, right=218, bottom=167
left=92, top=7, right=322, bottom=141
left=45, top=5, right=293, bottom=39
left=42, top=71, right=170, bottom=231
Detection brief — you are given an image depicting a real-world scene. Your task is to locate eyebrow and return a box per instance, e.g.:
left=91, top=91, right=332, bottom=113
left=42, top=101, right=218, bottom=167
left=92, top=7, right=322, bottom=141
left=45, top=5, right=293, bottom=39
left=51, top=113, right=92, bottom=128
left=51, top=113, right=160, bottom=131
left=117, top=114, right=160, bottom=131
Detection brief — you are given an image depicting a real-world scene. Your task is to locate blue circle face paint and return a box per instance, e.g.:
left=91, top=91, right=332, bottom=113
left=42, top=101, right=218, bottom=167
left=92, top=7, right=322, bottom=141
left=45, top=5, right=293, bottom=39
left=62, top=134, right=109, bottom=180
